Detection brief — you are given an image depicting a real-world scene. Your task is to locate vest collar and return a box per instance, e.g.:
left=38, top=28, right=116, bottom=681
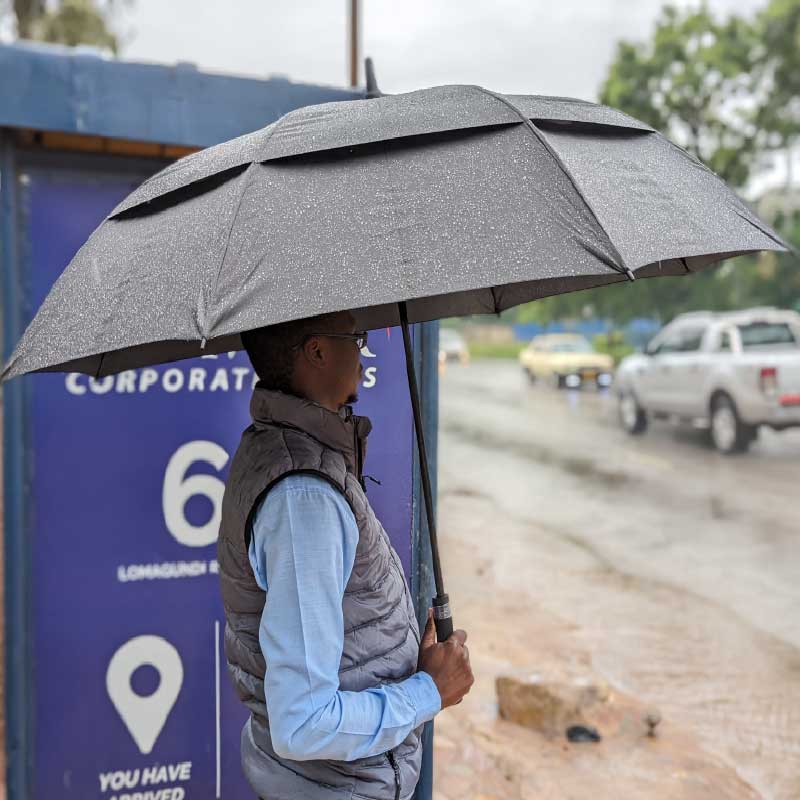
left=249, top=386, right=372, bottom=476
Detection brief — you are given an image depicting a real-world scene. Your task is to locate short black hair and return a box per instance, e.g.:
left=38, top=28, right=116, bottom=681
left=241, top=312, right=344, bottom=394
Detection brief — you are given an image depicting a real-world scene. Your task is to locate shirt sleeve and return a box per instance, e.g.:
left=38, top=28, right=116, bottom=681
left=247, top=473, right=441, bottom=762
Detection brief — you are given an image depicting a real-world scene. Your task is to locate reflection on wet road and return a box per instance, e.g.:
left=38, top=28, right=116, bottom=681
left=438, top=359, right=800, bottom=799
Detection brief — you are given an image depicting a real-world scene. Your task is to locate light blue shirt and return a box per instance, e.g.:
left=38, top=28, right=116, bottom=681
left=247, top=473, right=441, bottom=762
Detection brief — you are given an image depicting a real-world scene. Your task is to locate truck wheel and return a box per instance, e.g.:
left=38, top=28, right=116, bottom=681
left=710, top=394, right=754, bottom=455
left=619, top=391, right=647, bottom=435
left=524, top=367, right=537, bottom=384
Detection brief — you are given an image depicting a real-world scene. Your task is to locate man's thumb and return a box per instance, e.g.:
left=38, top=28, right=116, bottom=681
left=420, top=608, right=436, bottom=648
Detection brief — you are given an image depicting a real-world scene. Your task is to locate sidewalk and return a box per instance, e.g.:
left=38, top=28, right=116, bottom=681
left=430, top=475, right=762, bottom=799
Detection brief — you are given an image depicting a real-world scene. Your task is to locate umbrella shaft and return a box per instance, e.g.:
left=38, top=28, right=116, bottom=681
left=398, top=303, right=446, bottom=600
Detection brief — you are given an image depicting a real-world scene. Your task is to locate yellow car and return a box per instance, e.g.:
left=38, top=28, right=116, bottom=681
left=519, top=333, right=614, bottom=389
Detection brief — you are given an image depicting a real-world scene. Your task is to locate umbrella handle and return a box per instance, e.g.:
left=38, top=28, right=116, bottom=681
left=432, top=593, right=453, bottom=642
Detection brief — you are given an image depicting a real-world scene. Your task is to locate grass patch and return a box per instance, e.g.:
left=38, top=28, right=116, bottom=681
left=468, top=341, right=527, bottom=359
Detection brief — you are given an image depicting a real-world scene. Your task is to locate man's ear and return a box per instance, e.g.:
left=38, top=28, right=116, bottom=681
left=300, top=335, right=326, bottom=369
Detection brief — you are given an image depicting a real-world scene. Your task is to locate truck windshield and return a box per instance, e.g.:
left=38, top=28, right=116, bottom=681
left=737, top=322, right=798, bottom=349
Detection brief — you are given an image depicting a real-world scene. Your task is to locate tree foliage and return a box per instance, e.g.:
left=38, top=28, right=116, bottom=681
left=600, top=5, right=759, bottom=187
left=756, top=0, right=800, bottom=153
left=6, top=0, right=120, bottom=52
left=509, top=1, right=800, bottom=328
left=12, top=0, right=45, bottom=38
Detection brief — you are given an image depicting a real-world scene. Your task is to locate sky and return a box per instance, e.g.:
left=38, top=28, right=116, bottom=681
left=115, top=0, right=791, bottom=194
left=119, top=0, right=767, bottom=101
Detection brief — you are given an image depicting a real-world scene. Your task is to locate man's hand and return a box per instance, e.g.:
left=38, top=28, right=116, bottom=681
left=417, top=608, right=474, bottom=708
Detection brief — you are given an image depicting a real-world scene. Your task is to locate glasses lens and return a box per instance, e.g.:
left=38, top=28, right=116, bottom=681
left=358, top=332, right=368, bottom=349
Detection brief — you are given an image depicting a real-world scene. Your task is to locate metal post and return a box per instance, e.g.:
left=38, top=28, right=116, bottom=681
left=1, top=129, right=32, bottom=800
left=399, top=303, right=453, bottom=642
left=349, top=0, right=359, bottom=87
left=410, top=319, right=439, bottom=800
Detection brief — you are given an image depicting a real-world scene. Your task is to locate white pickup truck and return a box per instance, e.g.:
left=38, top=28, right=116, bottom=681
left=615, top=308, right=800, bottom=454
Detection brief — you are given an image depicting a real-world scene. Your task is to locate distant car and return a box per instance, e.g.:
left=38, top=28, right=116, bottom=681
left=439, top=328, right=470, bottom=366
left=518, top=333, right=614, bottom=389
left=615, top=308, right=800, bottom=454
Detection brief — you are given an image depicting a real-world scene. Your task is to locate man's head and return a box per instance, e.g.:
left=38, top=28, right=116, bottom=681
left=242, top=311, right=365, bottom=411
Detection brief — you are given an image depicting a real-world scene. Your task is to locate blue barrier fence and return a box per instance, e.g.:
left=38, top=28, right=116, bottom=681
left=512, top=318, right=661, bottom=348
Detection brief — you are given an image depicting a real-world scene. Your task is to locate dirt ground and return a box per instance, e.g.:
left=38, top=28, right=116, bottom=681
left=431, top=359, right=800, bottom=800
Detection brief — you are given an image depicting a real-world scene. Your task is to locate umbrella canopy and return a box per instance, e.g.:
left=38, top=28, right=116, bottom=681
left=0, top=83, right=787, bottom=382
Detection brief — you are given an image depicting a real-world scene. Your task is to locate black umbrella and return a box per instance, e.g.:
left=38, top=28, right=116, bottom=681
left=1, top=66, right=787, bottom=640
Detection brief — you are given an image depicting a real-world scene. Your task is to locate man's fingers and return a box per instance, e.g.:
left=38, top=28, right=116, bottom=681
left=450, top=629, right=468, bottom=647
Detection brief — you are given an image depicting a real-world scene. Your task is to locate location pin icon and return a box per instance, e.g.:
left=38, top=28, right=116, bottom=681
left=106, top=635, right=184, bottom=754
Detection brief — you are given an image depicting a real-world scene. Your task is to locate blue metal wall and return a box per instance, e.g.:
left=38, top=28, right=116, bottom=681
left=1, top=42, right=438, bottom=800
left=0, top=41, right=361, bottom=147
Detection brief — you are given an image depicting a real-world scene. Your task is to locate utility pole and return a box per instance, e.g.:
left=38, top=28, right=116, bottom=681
left=349, top=0, right=359, bottom=88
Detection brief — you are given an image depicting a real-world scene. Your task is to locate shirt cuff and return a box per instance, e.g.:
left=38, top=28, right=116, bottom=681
left=401, top=671, right=442, bottom=728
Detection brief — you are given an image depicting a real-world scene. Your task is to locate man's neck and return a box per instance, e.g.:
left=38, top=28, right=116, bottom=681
left=290, top=382, right=341, bottom=413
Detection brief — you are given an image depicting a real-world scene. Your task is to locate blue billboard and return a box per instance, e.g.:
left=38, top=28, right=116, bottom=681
left=10, top=163, right=419, bottom=798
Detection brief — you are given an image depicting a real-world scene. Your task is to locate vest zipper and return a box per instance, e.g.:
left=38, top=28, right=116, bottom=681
left=354, top=424, right=366, bottom=490
left=386, top=750, right=401, bottom=800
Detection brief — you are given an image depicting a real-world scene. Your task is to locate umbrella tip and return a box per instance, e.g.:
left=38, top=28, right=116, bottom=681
left=625, top=267, right=636, bottom=282
left=365, top=57, right=382, bottom=99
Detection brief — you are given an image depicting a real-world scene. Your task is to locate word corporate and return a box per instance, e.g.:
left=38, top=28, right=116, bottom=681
left=64, top=353, right=378, bottom=397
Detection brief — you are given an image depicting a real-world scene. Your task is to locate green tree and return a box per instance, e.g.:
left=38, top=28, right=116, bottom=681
left=4, top=0, right=121, bottom=53
left=12, top=0, right=45, bottom=38
left=600, top=4, right=759, bottom=187
left=508, top=2, right=800, bottom=329
left=756, top=0, right=800, bottom=187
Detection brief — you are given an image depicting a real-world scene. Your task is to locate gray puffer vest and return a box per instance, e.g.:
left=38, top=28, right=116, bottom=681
left=217, top=387, right=424, bottom=800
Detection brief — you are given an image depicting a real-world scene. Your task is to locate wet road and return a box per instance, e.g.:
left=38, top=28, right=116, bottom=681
left=436, top=359, right=800, bottom=799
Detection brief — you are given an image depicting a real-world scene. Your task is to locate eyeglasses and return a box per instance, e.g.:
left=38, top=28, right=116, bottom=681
left=300, top=331, right=369, bottom=350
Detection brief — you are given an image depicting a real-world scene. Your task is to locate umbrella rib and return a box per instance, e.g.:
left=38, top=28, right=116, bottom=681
left=200, top=112, right=291, bottom=342
left=473, top=87, right=636, bottom=283
left=204, top=163, right=260, bottom=341
left=731, top=208, right=791, bottom=252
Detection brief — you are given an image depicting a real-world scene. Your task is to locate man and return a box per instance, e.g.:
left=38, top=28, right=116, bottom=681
left=218, top=310, right=473, bottom=800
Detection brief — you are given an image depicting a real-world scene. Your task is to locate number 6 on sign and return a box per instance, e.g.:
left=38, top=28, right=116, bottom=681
left=162, top=441, right=229, bottom=547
